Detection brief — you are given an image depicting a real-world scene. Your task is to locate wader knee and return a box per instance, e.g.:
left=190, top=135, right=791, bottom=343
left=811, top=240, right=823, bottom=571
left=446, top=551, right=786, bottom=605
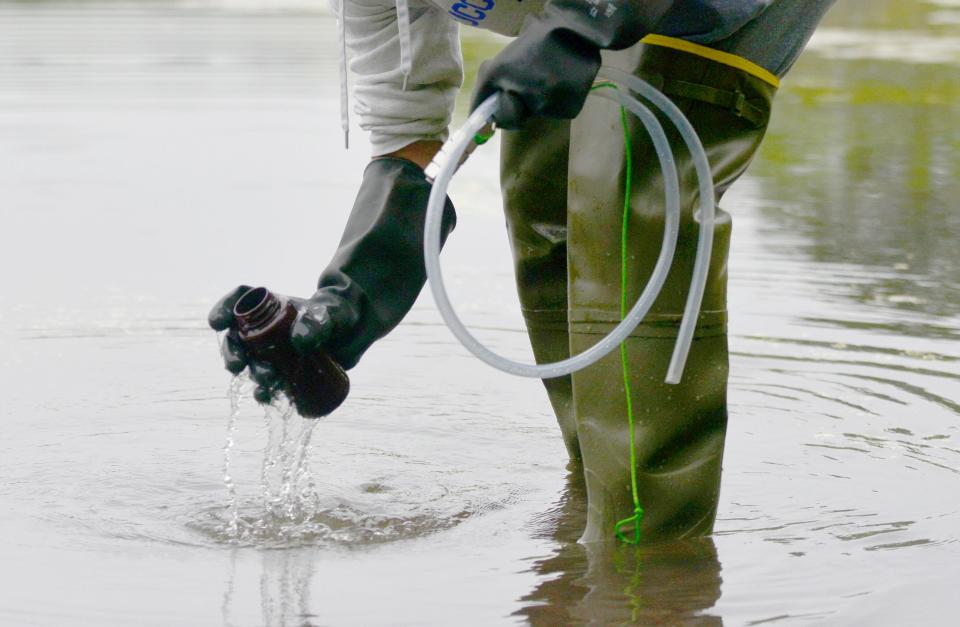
left=567, top=39, right=777, bottom=542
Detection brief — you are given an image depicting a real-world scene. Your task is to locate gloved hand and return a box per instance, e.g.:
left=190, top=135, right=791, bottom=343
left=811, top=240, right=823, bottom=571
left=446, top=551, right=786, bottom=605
left=208, top=157, right=457, bottom=404
left=208, top=286, right=345, bottom=403
left=471, top=0, right=675, bottom=129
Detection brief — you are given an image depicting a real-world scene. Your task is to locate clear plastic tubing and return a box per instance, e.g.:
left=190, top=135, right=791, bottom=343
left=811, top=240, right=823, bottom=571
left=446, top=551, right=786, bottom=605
left=423, top=71, right=715, bottom=383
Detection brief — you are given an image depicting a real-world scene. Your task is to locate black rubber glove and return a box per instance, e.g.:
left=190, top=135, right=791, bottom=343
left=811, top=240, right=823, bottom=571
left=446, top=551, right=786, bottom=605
left=471, top=0, right=675, bottom=129
left=209, top=157, right=457, bottom=403
left=208, top=287, right=317, bottom=403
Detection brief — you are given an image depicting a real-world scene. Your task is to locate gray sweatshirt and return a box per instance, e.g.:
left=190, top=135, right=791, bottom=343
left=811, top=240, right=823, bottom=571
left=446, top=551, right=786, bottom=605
left=339, top=0, right=773, bottom=155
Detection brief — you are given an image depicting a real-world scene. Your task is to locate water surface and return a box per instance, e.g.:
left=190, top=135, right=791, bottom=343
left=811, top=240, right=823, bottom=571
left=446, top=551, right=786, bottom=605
left=1, top=1, right=958, bottom=624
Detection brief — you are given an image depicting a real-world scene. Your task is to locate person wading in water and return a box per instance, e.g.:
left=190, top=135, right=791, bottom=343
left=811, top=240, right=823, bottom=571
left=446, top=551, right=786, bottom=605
left=210, top=0, right=836, bottom=542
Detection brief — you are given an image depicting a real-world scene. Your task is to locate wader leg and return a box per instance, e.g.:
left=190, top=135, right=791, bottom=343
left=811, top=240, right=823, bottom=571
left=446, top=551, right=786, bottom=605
left=501, top=117, right=582, bottom=461
left=567, top=41, right=776, bottom=542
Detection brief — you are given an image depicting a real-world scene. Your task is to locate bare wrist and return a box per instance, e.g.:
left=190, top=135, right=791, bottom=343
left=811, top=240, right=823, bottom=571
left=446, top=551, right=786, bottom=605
left=381, top=140, right=443, bottom=171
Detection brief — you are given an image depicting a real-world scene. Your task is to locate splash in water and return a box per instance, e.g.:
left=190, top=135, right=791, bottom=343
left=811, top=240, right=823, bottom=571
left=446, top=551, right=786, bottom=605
left=259, top=395, right=319, bottom=523
left=194, top=371, right=481, bottom=549
left=216, top=378, right=324, bottom=546
left=222, top=375, right=246, bottom=538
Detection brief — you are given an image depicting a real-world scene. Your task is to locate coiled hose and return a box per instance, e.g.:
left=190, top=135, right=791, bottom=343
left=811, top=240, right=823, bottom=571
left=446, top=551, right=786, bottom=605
left=423, top=69, right=716, bottom=385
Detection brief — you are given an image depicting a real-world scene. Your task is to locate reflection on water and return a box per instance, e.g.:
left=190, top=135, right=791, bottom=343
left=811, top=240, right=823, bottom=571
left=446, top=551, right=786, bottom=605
left=1, top=0, right=959, bottom=625
left=516, top=470, right=724, bottom=626
left=756, top=0, right=960, bottom=321
left=221, top=546, right=319, bottom=627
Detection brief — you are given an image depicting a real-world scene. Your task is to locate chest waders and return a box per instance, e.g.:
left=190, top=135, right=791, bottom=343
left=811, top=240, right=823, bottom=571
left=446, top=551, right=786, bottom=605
left=499, top=37, right=776, bottom=542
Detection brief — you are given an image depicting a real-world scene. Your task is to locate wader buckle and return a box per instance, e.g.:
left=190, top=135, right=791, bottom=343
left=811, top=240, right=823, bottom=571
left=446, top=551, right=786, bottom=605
left=636, top=73, right=765, bottom=128
left=730, top=90, right=747, bottom=118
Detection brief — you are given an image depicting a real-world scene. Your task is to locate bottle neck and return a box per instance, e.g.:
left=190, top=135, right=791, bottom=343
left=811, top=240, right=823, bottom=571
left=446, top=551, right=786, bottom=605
left=234, top=287, right=282, bottom=333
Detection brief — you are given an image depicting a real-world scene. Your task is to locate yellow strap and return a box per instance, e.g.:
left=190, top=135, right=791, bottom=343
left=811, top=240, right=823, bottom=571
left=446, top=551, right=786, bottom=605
left=641, top=34, right=781, bottom=89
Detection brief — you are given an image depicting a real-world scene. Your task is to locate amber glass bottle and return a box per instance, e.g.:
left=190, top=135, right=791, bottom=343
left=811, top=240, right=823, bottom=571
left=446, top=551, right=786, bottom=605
left=233, top=287, right=349, bottom=418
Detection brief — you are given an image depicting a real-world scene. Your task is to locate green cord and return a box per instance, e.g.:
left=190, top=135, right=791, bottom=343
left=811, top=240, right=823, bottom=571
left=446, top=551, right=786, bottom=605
left=613, top=101, right=644, bottom=545
left=592, top=83, right=645, bottom=544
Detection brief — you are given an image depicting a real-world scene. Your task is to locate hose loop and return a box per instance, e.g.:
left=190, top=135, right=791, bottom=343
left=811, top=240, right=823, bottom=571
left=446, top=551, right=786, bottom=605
left=423, top=73, right=715, bottom=383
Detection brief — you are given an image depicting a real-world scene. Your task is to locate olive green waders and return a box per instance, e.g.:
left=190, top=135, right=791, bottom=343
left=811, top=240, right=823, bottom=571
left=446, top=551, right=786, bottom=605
left=500, top=37, right=777, bottom=542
